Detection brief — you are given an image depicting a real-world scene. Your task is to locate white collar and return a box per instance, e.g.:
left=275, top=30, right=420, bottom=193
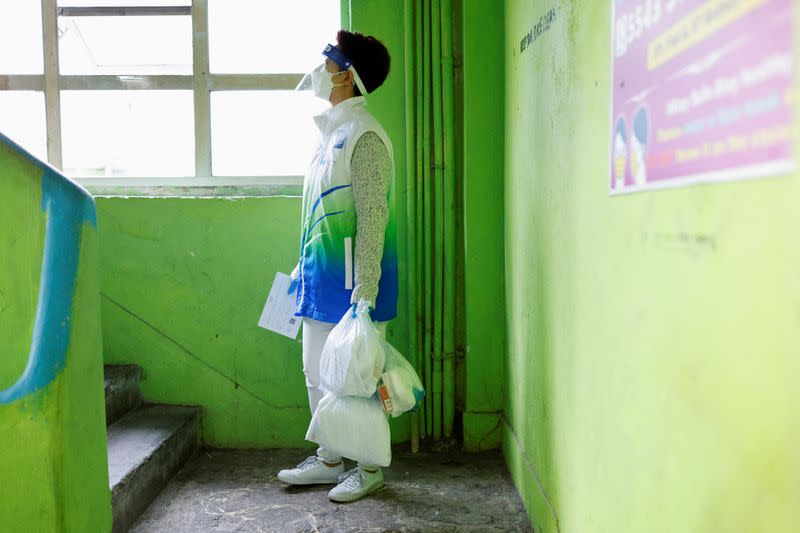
left=313, top=96, right=367, bottom=135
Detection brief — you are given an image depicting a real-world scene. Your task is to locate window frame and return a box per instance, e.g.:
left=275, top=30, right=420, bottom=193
left=0, top=0, right=313, bottom=191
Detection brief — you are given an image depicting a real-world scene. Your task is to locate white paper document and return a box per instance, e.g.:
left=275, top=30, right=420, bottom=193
left=258, top=272, right=302, bottom=339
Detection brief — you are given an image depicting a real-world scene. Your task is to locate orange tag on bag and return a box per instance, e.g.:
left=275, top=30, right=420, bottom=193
left=378, top=383, right=392, bottom=413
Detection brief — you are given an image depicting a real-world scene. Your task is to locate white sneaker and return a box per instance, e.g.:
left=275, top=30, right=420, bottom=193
left=277, top=456, right=343, bottom=485
left=328, top=466, right=385, bottom=502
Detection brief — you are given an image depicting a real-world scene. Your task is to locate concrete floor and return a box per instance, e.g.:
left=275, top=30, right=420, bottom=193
left=131, top=444, right=533, bottom=533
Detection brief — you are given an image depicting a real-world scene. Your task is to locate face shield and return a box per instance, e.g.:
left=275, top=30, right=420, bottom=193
left=295, top=44, right=369, bottom=99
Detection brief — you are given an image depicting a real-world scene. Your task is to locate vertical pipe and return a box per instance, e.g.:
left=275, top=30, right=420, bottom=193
left=440, top=0, right=457, bottom=439
left=414, top=0, right=427, bottom=440
left=431, top=0, right=444, bottom=441
left=421, top=0, right=434, bottom=438
left=403, top=0, right=420, bottom=453
left=340, top=0, right=352, bottom=29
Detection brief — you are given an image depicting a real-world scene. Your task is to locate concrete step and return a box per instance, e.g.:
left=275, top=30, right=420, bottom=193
left=107, top=405, right=201, bottom=533
left=104, top=365, right=142, bottom=426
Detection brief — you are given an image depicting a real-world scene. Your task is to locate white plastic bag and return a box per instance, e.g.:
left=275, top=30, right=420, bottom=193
left=319, top=300, right=385, bottom=397
left=305, top=392, right=391, bottom=467
left=376, top=340, right=425, bottom=417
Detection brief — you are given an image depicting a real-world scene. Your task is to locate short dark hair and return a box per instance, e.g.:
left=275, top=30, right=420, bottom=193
left=335, top=30, right=391, bottom=96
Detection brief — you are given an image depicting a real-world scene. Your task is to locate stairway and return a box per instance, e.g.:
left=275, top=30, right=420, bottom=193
left=104, top=365, right=201, bottom=533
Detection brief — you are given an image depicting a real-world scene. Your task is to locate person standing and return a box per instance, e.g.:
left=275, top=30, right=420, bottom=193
left=277, top=30, right=397, bottom=503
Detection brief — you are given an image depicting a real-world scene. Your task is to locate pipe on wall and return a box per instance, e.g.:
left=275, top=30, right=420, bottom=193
left=421, top=0, right=434, bottom=439
left=440, top=0, right=457, bottom=439
left=402, top=0, right=420, bottom=453
left=412, top=0, right=427, bottom=442
left=431, top=0, right=444, bottom=441
left=400, top=0, right=458, bottom=443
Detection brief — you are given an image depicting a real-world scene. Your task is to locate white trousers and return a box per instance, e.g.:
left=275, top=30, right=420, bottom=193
left=302, top=317, right=387, bottom=468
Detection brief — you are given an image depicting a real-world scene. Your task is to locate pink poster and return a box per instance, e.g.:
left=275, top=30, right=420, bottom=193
left=610, top=0, right=795, bottom=194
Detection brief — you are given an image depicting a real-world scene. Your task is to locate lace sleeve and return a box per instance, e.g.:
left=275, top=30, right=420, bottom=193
left=349, top=131, right=391, bottom=305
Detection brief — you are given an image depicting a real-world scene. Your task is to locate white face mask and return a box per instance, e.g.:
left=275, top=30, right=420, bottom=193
left=310, top=66, right=348, bottom=101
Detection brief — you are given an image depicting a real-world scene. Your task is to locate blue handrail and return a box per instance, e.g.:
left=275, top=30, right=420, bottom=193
left=0, top=132, right=96, bottom=404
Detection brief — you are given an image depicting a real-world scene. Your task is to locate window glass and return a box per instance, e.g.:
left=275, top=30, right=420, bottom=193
left=1, top=1, right=342, bottom=180
left=0, top=1, right=43, bottom=74
left=209, top=0, right=340, bottom=74
left=58, top=15, right=192, bottom=75
left=211, top=91, right=328, bottom=176
left=0, top=92, right=47, bottom=160
left=61, top=90, right=194, bottom=177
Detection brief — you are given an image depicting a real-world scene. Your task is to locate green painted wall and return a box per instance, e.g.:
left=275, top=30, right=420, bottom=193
left=99, top=197, right=309, bottom=447
left=1, top=140, right=111, bottom=532
left=503, top=1, right=800, bottom=532
left=98, top=197, right=410, bottom=447
left=460, top=0, right=507, bottom=451
left=98, top=1, right=414, bottom=449
left=0, top=153, right=43, bottom=391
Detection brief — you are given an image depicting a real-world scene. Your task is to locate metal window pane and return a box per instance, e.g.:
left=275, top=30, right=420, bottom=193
left=0, top=1, right=44, bottom=74
left=211, top=91, right=328, bottom=176
left=208, top=0, right=340, bottom=74
left=58, top=16, right=192, bottom=75
left=0, top=92, right=47, bottom=160
left=58, top=0, right=190, bottom=6
left=61, top=91, right=194, bottom=177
